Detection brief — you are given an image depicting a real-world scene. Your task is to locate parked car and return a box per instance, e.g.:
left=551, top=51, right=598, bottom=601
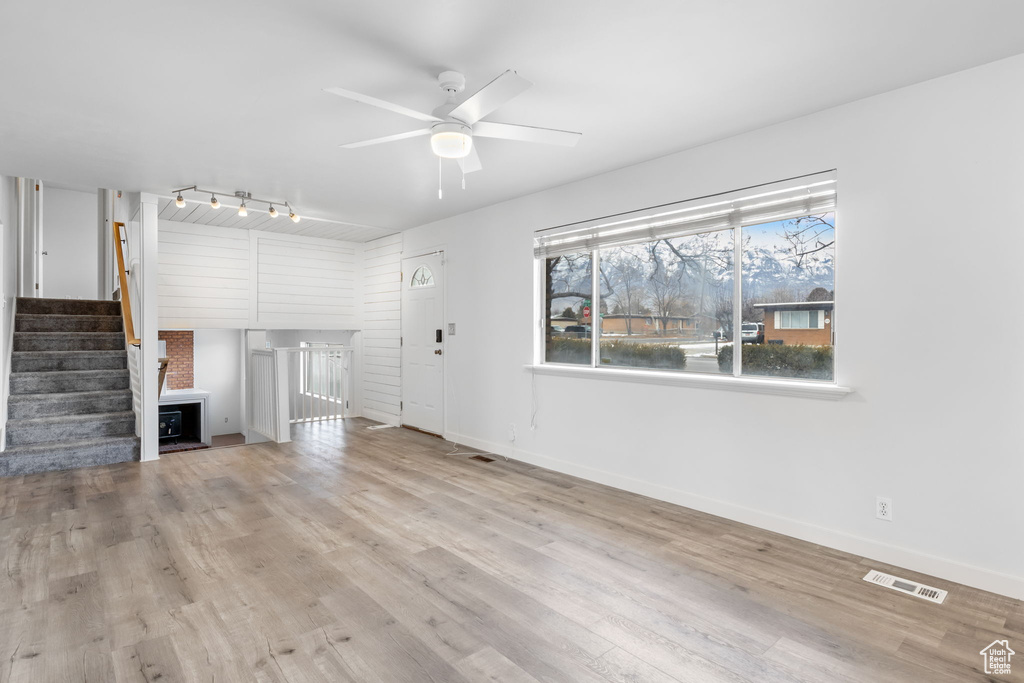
left=740, top=322, right=764, bottom=344
left=564, top=325, right=591, bottom=339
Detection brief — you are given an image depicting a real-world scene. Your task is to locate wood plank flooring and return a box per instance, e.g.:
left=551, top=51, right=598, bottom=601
left=0, top=418, right=1019, bottom=682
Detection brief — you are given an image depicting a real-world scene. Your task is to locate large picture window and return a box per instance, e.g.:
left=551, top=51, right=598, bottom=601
left=536, top=172, right=837, bottom=383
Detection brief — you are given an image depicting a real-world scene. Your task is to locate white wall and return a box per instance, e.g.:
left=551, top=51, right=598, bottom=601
left=194, top=328, right=243, bottom=436
left=159, top=222, right=250, bottom=327
left=42, top=186, right=99, bottom=299
left=266, top=329, right=355, bottom=348
left=0, top=176, right=17, bottom=447
left=402, top=55, right=1024, bottom=598
left=360, top=233, right=403, bottom=425
left=158, top=221, right=363, bottom=330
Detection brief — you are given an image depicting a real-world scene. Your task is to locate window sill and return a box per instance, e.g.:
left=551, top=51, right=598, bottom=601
left=524, top=364, right=852, bottom=400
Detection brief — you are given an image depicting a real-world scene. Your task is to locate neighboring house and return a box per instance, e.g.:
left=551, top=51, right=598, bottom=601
left=753, top=301, right=834, bottom=346
left=549, top=315, right=577, bottom=331
left=584, top=313, right=700, bottom=337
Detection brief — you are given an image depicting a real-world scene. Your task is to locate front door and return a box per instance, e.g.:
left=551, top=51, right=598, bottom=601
left=401, top=253, right=444, bottom=435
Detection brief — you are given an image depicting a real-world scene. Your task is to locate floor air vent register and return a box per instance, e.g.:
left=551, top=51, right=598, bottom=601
left=863, top=570, right=947, bottom=604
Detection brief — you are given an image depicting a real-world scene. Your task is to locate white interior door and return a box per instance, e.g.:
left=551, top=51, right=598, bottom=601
left=401, top=252, right=445, bottom=435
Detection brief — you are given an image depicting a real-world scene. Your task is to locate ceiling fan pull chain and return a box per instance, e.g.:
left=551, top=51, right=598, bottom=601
left=438, top=157, right=443, bottom=199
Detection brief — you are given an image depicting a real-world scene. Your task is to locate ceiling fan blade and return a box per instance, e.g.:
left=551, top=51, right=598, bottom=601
left=473, top=121, right=582, bottom=147
left=324, top=87, right=442, bottom=123
left=449, top=70, right=532, bottom=125
left=457, top=145, right=482, bottom=174
left=340, top=128, right=431, bottom=149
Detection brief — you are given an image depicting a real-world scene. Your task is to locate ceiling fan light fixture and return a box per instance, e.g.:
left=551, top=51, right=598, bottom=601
left=430, top=122, right=473, bottom=159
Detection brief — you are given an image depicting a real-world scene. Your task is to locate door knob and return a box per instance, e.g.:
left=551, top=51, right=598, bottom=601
left=434, top=349, right=442, bottom=355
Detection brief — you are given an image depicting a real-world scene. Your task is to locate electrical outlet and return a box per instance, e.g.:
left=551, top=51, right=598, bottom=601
left=876, top=496, right=893, bottom=521
left=508, top=423, right=517, bottom=442
left=448, top=323, right=456, bottom=336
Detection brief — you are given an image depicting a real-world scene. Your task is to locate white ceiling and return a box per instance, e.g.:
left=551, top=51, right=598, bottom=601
left=156, top=193, right=393, bottom=243
left=1, top=1, right=1023, bottom=233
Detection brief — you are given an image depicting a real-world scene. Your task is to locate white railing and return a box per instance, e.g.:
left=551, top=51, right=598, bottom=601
left=127, top=345, right=142, bottom=436
left=287, top=345, right=352, bottom=424
left=248, top=346, right=354, bottom=442
left=248, top=349, right=288, bottom=441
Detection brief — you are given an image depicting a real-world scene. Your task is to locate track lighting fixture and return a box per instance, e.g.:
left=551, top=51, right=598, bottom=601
left=172, top=186, right=300, bottom=222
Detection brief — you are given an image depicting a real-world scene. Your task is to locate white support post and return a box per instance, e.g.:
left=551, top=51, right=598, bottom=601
left=274, top=348, right=291, bottom=443
left=138, top=193, right=160, bottom=461
left=32, top=180, right=42, bottom=297
left=733, top=224, right=743, bottom=378
left=591, top=249, right=600, bottom=367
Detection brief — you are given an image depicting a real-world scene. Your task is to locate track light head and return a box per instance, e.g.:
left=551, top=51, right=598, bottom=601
left=238, top=201, right=247, bottom=217
left=268, top=204, right=278, bottom=218
left=210, top=195, right=220, bottom=209
left=289, top=210, right=300, bottom=223
left=175, top=194, right=185, bottom=208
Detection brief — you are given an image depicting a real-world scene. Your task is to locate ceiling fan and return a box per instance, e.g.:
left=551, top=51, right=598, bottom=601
left=324, top=70, right=582, bottom=175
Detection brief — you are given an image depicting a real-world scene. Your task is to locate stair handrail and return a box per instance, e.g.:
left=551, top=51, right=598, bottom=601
left=113, top=221, right=141, bottom=347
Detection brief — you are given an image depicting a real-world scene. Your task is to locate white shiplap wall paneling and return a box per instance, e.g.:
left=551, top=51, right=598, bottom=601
left=359, top=233, right=403, bottom=424
left=158, top=221, right=250, bottom=329
left=253, top=233, right=360, bottom=329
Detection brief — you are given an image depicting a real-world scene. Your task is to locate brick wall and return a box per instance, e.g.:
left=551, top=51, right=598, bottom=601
left=763, top=313, right=832, bottom=346
left=159, top=330, right=194, bottom=390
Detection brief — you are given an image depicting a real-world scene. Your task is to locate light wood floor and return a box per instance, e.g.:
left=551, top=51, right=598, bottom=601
left=0, top=419, right=1019, bottom=682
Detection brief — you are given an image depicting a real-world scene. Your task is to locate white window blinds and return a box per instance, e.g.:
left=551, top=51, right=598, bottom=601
left=534, top=171, right=836, bottom=260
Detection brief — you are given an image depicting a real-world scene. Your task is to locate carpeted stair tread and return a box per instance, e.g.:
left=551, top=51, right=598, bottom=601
left=8, top=389, right=133, bottom=419
left=16, top=314, right=123, bottom=333
left=12, top=350, right=127, bottom=373
left=6, top=411, right=136, bottom=447
left=10, top=368, right=129, bottom=394
left=14, top=332, right=125, bottom=352
left=16, top=297, right=121, bottom=317
left=8, top=388, right=133, bottom=404
left=0, top=435, right=140, bottom=476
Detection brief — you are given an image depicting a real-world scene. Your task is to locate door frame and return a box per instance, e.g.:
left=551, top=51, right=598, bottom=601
left=400, top=246, right=447, bottom=438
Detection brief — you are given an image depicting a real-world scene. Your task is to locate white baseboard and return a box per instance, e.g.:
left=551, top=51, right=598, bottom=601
left=362, top=408, right=401, bottom=427
left=447, top=432, right=1024, bottom=601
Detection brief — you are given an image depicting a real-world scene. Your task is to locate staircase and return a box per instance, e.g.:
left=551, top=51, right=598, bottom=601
left=1, top=297, right=139, bottom=476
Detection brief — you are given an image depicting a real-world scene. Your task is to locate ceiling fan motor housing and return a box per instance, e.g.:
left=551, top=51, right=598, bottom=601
left=437, top=70, right=466, bottom=94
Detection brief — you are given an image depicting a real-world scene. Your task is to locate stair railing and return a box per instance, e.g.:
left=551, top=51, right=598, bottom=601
left=287, top=345, right=353, bottom=424
left=247, top=346, right=353, bottom=442
left=248, top=349, right=290, bottom=442
left=112, top=221, right=141, bottom=347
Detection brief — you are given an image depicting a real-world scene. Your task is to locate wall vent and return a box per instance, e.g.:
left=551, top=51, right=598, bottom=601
left=863, top=570, right=947, bottom=604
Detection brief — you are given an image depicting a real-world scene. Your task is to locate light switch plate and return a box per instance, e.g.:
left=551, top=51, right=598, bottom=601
left=448, top=323, right=456, bottom=335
